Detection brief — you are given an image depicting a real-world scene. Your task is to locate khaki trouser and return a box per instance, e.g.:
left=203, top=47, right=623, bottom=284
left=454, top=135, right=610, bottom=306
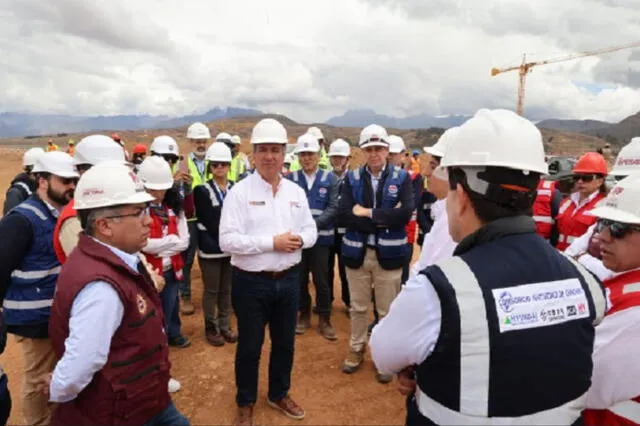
left=345, top=248, right=402, bottom=353
left=16, top=336, right=56, bottom=426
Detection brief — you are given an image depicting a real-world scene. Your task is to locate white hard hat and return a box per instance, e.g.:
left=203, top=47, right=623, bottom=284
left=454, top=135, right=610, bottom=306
left=250, top=118, right=288, bottom=144
left=440, top=109, right=548, bottom=174
left=23, top=147, right=45, bottom=167
left=328, top=139, right=351, bottom=157
left=424, top=127, right=460, bottom=158
left=73, top=134, right=126, bottom=166
left=137, top=156, right=174, bottom=190
left=589, top=175, right=640, bottom=224
left=186, top=122, right=211, bottom=140
left=231, top=135, right=242, bottom=145
left=215, top=132, right=233, bottom=144
left=285, top=153, right=295, bottom=164
left=359, top=124, right=389, bottom=149
left=611, top=137, right=640, bottom=176
left=295, top=133, right=320, bottom=154
left=388, top=135, right=406, bottom=154
left=205, top=142, right=233, bottom=162
left=32, top=151, right=79, bottom=178
left=150, top=135, right=179, bottom=156
left=307, top=126, right=324, bottom=141
left=74, top=162, right=154, bottom=210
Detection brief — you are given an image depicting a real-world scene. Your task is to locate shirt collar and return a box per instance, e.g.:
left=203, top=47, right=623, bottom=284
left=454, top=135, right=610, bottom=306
left=253, top=170, right=282, bottom=192
left=570, top=190, right=600, bottom=207
left=365, top=163, right=387, bottom=179
left=43, top=200, right=60, bottom=218
left=91, top=237, right=141, bottom=271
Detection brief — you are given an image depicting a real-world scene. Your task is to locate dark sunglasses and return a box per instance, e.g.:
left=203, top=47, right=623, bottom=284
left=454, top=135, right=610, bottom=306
left=210, top=162, right=230, bottom=168
left=58, top=177, right=79, bottom=185
left=573, top=174, right=600, bottom=183
left=596, top=218, right=640, bottom=239
left=160, top=154, right=179, bottom=164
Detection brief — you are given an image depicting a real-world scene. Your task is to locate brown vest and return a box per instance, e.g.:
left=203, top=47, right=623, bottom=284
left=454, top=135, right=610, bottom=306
left=49, top=234, right=171, bottom=426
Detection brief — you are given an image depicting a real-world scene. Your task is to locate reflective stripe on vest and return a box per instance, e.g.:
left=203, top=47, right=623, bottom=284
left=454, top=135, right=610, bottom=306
left=558, top=234, right=576, bottom=245
left=537, top=189, right=552, bottom=197
left=14, top=181, right=32, bottom=196
left=3, top=299, right=53, bottom=310
left=609, top=400, right=640, bottom=424
left=532, top=215, right=554, bottom=224
left=11, top=265, right=61, bottom=280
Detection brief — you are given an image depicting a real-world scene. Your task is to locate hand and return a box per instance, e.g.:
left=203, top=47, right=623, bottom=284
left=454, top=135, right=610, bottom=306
left=273, top=232, right=302, bottom=253
left=352, top=204, right=372, bottom=218
left=35, top=372, right=52, bottom=397
left=152, top=268, right=166, bottom=293
left=396, top=366, right=416, bottom=396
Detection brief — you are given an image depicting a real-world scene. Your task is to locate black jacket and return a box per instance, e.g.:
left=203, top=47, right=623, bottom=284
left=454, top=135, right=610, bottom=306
left=3, top=173, right=36, bottom=215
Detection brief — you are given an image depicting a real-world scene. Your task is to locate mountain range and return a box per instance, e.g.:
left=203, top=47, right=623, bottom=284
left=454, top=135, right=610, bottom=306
left=1, top=106, right=639, bottom=147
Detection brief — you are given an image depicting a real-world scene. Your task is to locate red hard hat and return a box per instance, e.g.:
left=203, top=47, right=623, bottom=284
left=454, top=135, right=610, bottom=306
left=132, top=144, right=148, bottom=154
left=573, top=152, right=608, bottom=175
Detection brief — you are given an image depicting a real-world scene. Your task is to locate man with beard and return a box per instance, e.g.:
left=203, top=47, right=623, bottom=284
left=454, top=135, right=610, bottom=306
left=0, top=151, right=78, bottom=425
left=3, top=147, right=45, bottom=214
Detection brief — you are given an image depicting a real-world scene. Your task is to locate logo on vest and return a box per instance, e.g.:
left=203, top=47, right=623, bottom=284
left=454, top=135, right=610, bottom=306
left=388, top=185, right=398, bottom=195
left=318, top=187, right=327, bottom=196
left=136, top=294, right=147, bottom=314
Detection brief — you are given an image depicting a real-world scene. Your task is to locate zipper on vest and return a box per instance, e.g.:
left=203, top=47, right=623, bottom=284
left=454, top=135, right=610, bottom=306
left=111, top=344, right=162, bottom=368
left=119, top=365, right=160, bottom=384
left=127, top=309, right=156, bottom=328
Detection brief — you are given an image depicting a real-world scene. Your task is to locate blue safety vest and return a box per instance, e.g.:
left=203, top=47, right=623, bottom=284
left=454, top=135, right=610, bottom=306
left=3, top=197, right=61, bottom=326
left=287, top=169, right=336, bottom=246
left=341, top=165, right=408, bottom=264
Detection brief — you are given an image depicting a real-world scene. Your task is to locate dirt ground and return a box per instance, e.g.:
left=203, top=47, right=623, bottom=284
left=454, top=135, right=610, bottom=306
left=0, top=148, right=408, bottom=425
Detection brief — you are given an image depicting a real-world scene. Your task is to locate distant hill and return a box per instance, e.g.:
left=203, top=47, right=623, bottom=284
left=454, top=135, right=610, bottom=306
left=584, top=110, right=640, bottom=144
left=0, top=107, right=264, bottom=138
left=326, top=109, right=470, bottom=129
left=537, top=118, right=611, bottom=133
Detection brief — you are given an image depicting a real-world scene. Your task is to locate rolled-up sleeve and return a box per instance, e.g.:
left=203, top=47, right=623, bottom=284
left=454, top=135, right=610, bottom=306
left=370, top=273, right=442, bottom=375
left=219, top=188, right=273, bottom=255
left=297, top=191, right=318, bottom=249
left=49, top=281, right=124, bottom=403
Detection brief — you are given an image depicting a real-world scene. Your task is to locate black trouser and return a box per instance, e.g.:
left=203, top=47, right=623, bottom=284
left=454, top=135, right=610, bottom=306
left=401, top=243, right=414, bottom=284
left=299, top=245, right=331, bottom=316
left=179, top=221, right=199, bottom=299
left=328, top=234, right=350, bottom=308
left=231, top=267, right=300, bottom=406
left=0, top=383, right=10, bottom=426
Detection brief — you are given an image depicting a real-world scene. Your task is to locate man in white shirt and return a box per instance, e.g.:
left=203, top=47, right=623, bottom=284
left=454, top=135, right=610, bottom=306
left=219, top=118, right=318, bottom=426
left=44, top=162, right=189, bottom=426
left=410, top=127, right=459, bottom=278
left=582, top=175, right=640, bottom=426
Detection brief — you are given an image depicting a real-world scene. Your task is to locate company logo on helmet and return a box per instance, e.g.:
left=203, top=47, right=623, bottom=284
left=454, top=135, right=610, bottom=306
left=611, top=186, right=625, bottom=196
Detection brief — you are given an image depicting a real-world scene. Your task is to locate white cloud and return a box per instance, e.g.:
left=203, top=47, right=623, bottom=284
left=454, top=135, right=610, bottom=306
left=0, top=0, right=640, bottom=123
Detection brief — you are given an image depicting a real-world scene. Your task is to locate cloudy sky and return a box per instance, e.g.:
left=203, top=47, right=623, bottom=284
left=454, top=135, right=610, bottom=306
left=1, top=0, right=640, bottom=123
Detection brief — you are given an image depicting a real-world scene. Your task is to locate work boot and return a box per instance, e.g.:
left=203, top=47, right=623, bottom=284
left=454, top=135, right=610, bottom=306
left=341, top=349, right=364, bottom=374
left=267, top=395, right=305, bottom=420
left=318, top=315, right=337, bottom=341
left=181, top=298, right=195, bottom=315
left=376, top=370, right=394, bottom=384
left=205, top=326, right=225, bottom=347
left=221, top=327, right=238, bottom=343
left=235, top=405, right=254, bottom=426
left=295, top=311, right=311, bottom=335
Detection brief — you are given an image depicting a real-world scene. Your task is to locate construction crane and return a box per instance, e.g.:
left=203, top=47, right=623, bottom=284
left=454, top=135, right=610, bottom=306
left=491, top=41, right=640, bottom=116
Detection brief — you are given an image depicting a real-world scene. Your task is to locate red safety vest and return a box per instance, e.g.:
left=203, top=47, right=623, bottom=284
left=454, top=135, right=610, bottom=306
left=53, top=200, right=77, bottom=264
left=533, top=180, right=556, bottom=240
left=405, top=171, right=421, bottom=245
left=555, top=193, right=605, bottom=251
left=143, top=204, right=185, bottom=280
left=584, top=269, right=640, bottom=426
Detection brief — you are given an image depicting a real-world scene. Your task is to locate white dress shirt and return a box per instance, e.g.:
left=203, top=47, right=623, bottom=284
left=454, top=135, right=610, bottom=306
left=564, top=223, right=614, bottom=282
left=49, top=239, right=139, bottom=403
left=370, top=274, right=442, bottom=375
left=143, top=209, right=190, bottom=270
left=303, top=170, right=317, bottom=191
left=410, top=199, right=457, bottom=278
left=219, top=171, right=318, bottom=272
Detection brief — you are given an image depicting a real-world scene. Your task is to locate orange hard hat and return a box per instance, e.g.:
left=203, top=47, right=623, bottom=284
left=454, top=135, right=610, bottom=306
left=573, top=152, right=608, bottom=175
left=132, top=144, right=147, bottom=154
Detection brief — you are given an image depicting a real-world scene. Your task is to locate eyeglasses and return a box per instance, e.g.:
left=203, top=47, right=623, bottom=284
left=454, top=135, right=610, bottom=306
left=573, top=174, right=599, bottom=183
left=58, top=177, right=79, bottom=185
left=596, top=218, right=640, bottom=239
left=105, top=206, right=149, bottom=220
left=211, top=162, right=230, bottom=168
left=160, top=155, right=179, bottom=164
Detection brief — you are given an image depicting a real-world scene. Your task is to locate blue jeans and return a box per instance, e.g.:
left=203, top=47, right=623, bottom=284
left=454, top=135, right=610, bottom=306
left=179, top=221, right=199, bottom=299
left=160, top=270, right=182, bottom=340
left=144, top=401, right=189, bottom=426
left=231, top=266, right=300, bottom=406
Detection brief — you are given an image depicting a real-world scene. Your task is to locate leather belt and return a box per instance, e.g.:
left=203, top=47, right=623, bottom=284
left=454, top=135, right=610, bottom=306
left=235, top=265, right=297, bottom=280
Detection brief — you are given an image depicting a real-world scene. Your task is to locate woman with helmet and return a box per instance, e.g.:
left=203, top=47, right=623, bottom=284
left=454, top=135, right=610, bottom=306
left=555, top=152, right=609, bottom=251
left=193, top=142, right=238, bottom=347
left=131, top=144, right=148, bottom=170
